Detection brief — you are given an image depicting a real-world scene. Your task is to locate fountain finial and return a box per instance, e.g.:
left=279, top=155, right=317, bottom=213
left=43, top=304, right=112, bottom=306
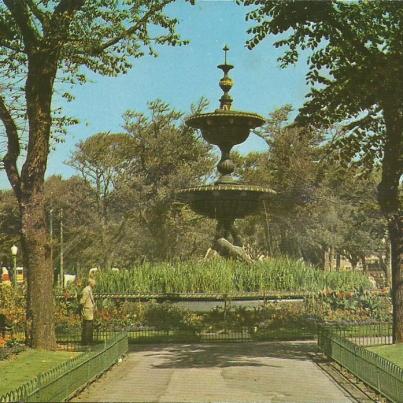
left=223, top=44, right=229, bottom=64
left=218, top=45, right=234, bottom=110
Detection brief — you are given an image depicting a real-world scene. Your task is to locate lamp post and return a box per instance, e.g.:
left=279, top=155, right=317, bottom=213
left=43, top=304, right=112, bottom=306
left=11, top=244, right=18, bottom=287
left=60, top=208, right=64, bottom=289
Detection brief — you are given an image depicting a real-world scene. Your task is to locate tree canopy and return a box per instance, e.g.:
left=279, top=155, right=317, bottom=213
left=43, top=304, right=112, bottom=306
left=239, top=0, right=402, bottom=211
left=66, top=100, right=215, bottom=265
left=0, top=0, right=193, bottom=349
left=238, top=0, right=402, bottom=342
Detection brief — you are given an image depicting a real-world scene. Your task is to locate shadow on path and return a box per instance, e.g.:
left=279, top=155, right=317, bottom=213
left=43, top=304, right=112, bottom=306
left=73, top=341, right=353, bottom=402
left=130, top=341, right=318, bottom=369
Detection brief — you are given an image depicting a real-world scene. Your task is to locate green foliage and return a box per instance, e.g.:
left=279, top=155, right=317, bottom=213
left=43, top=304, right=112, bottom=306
left=0, top=343, right=26, bottom=362
left=0, top=284, right=25, bottom=325
left=239, top=0, right=402, bottom=220
left=0, top=191, right=20, bottom=265
left=0, top=0, right=192, bottom=145
left=63, top=99, right=215, bottom=266
left=305, top=290, right=391, bottom=322
left=91, top=257, right=372, bottom=294
left=236, top=106, right=387, bottom=266
left=0, top=0, right=195, bottom=350
left=83, top=296, right=390, bottom=335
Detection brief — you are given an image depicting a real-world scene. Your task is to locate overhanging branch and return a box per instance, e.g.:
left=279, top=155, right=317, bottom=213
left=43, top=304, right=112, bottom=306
left=54, top=0, right=86, bottom=15
left=26, top=0, right=51, bottom=29
left=3, top=0, right=40, bottom=50
left=93, top=1, right=170, bottom=54
left=0, top=94, right=21, bottom=197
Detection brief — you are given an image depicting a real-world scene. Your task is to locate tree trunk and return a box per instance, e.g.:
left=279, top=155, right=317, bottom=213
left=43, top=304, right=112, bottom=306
left=20, top=191, right=56, bottom=349
left=329, top=246, right=334, bottom=271
left=323, top=247, right=333, bottom=271
left=384, top=237, right=392, bottom=287
left=360, top=255, right=367, bottom=272
left=347, top=255, right=359, bottom=270
left=378, top=98, right=402, bottom=343
left=20, top=53, right=58, bottom=349
left=389, top=214, right=403, bottom=343
left=377, top=253, right=388, bottom=287
left=336, top=253, right=341, bottom=271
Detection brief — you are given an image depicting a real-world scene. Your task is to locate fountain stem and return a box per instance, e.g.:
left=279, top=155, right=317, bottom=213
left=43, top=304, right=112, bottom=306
left=217, top=144, right=235, bottom=183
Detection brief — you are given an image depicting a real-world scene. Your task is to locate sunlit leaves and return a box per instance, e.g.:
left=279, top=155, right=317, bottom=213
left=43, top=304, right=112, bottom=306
left=0, top=0, right=193, bottom=171
left=239, top=0, right=403, bottom=199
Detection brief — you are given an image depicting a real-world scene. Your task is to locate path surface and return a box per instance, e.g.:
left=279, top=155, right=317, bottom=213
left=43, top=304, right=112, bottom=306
left=72, top=341, right=354, bottom=403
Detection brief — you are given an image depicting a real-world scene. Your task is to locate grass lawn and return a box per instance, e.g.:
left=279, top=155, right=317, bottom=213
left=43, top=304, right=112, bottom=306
left=0, top=349, right=79, bottom=395
left=367, top=344, right=403, bottom=367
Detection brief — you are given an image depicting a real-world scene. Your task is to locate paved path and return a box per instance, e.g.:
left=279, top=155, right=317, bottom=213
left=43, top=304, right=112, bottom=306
left=72, top=341, right=354, bottom=402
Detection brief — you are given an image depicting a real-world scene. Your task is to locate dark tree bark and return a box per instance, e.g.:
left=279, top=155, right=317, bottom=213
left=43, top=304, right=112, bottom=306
left=347, top=255, right=359, bottom=270
left=20, top=190, right=55, bottom=348
left=336, top=253, right=341, bottom=272
left=383, top=238, right=392, bottom=287
left=378, top=96, right=403, bottom=343
left=17, top=52, right=59, bottom=349
left=388, top=213, right=403, bottom=343
left=3, top=47, right=59, bottom=348
left=360, top=255, right=367, bottom=273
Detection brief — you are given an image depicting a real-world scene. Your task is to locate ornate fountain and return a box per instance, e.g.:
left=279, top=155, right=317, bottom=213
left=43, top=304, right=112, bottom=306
left=177, top=46, right=275, bottom=256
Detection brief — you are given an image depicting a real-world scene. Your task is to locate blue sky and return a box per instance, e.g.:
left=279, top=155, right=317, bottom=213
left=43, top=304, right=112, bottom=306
left=1, top=0, right=310, bottom=189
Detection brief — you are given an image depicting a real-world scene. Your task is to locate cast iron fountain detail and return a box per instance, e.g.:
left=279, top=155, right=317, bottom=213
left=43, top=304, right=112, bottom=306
left=177, top=47, right=275, bottom=258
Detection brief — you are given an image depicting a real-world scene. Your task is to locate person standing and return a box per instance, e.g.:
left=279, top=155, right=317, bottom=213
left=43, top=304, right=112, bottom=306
left=80, top=278, right=96, bottom=345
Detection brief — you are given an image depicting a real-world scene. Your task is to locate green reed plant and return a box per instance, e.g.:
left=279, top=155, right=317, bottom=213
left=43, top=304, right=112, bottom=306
left=93, top=257, right=372, bottom=294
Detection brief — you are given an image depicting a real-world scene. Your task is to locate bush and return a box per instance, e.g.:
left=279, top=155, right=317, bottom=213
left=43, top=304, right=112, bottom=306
left=0, top=284, right=25, bottom=326
left=305, top=290, right=391, bottom=322
left=0, top=337, right=26, bottom=361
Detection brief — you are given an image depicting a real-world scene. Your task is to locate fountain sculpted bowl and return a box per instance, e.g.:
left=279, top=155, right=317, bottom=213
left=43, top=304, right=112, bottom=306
left=177, top=183, right=275, bottom=220
left=186, top=110, right=265, bottom=149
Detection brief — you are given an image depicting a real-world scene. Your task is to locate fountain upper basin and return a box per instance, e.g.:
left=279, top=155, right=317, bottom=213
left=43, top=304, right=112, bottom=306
left=186, top=110, right=265, bottom=148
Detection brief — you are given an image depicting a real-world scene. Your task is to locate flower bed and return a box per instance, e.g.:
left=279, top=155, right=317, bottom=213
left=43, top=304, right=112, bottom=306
left=0, top=337, right=26, bottom=361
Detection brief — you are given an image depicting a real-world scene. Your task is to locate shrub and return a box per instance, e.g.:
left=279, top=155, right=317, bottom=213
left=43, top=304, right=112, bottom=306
left=0, top=284, right=25, bottom=325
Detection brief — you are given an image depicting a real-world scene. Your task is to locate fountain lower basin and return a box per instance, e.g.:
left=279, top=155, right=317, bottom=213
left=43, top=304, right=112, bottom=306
left=177, top=183, right=275, bottom=220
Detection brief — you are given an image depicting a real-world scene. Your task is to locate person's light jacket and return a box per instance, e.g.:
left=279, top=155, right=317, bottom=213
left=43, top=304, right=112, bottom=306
left=80, top=285, right=95, bottom=320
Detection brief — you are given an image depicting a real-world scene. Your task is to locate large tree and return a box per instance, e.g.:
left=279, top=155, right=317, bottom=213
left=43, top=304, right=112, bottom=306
left=236, top=106, right=386, bottom=269
left=239, top=0, right=402, bottom=341
left=0, top=0, right=190, bottom=349
left=239, top=106, right=326, bottom=262
left=118, top=99, right=215, bottom=261
left=67, top=100, right=215, bottom=264
left=67, top=133, right=133, bottom=269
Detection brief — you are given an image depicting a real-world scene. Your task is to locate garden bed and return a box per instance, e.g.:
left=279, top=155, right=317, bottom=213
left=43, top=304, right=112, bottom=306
left=91, top=258, right=373, bottom=294
left=0, top=344, right=25, bottom=363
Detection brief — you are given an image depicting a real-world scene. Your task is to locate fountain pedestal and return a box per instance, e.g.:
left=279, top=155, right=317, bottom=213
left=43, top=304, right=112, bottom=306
left=177, top=46, right=275, bottom=258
